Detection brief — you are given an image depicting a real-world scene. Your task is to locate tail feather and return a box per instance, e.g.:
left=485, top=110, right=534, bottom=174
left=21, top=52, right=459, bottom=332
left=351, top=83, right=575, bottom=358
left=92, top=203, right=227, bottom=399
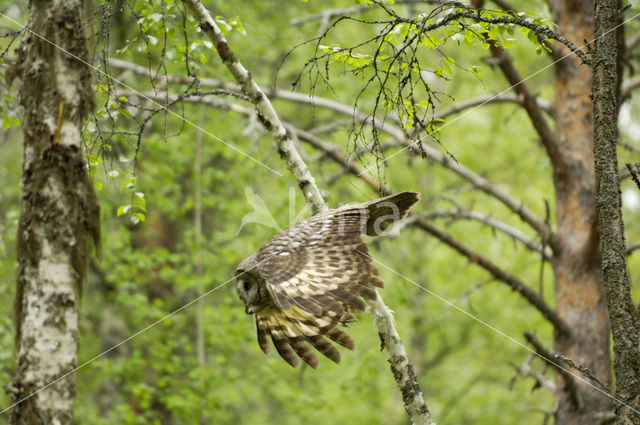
left=255, top=306, right=353, bottom=368
left=364, top=191, right=420, bottom=236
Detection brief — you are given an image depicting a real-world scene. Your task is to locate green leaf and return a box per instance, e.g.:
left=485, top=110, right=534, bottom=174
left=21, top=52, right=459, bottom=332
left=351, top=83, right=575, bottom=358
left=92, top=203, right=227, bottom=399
left=2, top=115, right=11, bottom=131
left=94, top=181, right=103, bottom=191
left=117, top=205, right=131, bottom=217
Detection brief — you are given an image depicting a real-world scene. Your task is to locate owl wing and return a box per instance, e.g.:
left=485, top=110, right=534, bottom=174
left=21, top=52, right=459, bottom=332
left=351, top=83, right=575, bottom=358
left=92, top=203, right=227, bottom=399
left=253, top=191, right=419, bottom=368
left=257, top=206, right=383, bottom=314
left=253, top=215, right=381, bottom=368
left=254, top=305, right=356, bottom=369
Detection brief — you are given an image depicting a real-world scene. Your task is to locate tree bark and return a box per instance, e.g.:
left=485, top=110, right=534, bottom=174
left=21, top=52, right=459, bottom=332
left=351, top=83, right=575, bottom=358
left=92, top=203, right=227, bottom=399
left=547, top=0, right=612, bottom=423
left=592, top=1, right=640, bottom=423
left=10, top=1, right=99, bottom=424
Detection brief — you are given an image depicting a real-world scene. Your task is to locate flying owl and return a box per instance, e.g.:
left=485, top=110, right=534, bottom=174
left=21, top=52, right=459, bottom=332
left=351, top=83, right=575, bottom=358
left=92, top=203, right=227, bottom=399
left=235, top=191, right=420, bottom=368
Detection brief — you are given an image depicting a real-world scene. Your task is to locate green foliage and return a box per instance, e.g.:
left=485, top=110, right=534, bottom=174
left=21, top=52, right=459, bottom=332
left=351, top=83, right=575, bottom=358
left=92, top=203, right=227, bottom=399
left=1, top=0, right=639, bottom=424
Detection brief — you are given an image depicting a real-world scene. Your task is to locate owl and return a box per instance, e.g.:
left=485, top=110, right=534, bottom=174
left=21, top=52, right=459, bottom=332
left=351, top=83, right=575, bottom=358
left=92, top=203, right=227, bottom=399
left=235, top=191, right=420, bottom=368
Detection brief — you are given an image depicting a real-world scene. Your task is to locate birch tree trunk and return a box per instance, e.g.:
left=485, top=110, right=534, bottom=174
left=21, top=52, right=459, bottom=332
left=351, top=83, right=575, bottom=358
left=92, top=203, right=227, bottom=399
left=10, top=1, right=100, bottom=423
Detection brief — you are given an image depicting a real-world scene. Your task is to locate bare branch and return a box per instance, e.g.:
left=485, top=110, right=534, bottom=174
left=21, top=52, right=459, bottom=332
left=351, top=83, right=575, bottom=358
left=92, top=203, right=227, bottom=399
left=424, top=208, right=552, bottom=260
left=621, top=75, right=640, bottom=101
left=413, top=216, right=569, bottom=334
left=110, top=57, right=552, bottom=242
left=524, top=332, right=583, bottom=409
left=181, top=2, right=432, bottom=423
left=290, top=127, right=569, bottom=334
left=434, top=93, right=553, bottom=120
left=182, top=0, right=326, bottom=214
left=525, top=331, right=611, bottom=392
left=289, top=0, right=444, bottom=26
left=627, top=30, right=640, bottom=51
left=554, top=353, right=611, bottom=393
left=510, top=354, right=556, bottom=392
left=627, top=242, right=640, bottom=256
left=483, top=34, right=559, bottom=165
left=626, top=163, right=640, bottom=192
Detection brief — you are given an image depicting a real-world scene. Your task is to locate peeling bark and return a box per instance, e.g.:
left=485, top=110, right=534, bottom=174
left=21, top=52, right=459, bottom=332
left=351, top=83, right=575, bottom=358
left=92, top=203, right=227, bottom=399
left=11, top=1, right=99, bottom=424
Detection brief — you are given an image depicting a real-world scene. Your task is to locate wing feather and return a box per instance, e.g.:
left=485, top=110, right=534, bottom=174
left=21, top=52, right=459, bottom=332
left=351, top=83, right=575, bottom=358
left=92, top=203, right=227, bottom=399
left=256, top=315, right=270, bottom=355
left=255, top=306, right=356, bottom=368
left=267, top=316, right=299, bottom=368
left=249, top=191, right=419, bottom=367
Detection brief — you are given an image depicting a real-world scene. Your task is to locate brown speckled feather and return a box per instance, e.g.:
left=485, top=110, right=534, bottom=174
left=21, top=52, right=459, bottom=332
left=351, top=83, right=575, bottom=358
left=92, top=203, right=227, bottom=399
left=239, top=191, right=420, bottom=368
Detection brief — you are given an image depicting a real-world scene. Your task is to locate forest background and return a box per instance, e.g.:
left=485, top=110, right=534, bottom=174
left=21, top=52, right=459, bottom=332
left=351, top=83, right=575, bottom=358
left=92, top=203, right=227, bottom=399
left=1, top=0, right=640, bottom=424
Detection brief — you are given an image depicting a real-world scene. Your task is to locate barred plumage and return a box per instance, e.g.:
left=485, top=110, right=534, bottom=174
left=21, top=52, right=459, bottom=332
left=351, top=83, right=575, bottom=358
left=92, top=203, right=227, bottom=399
left=235, top=191, right=420, bottom=368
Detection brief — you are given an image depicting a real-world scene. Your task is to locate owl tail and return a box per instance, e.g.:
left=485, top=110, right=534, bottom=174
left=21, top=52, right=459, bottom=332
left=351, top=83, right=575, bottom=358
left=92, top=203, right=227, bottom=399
left=363, top=191, right=420, bottom=236
left=255, top=307, right=355, bottom=369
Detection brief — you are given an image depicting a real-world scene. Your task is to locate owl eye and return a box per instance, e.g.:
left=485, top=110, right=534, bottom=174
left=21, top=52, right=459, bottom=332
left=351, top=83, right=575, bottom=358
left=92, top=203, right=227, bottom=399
left=244, top=280, right=251, bottom=291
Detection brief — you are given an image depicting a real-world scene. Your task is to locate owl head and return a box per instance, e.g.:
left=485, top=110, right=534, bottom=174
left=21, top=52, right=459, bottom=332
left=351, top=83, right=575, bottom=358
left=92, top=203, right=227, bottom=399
left=235, top=254, right=272, bottom=314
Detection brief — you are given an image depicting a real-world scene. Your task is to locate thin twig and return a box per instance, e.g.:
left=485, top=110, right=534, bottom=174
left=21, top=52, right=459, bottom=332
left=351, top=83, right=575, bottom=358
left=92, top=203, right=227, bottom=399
left=625, top=163, right=640, bottom=192
left=111, top=78, right=553, bottom=243
left=423, top=208, right=552, bottom=260
left=524, top=332, right=583, bottom=409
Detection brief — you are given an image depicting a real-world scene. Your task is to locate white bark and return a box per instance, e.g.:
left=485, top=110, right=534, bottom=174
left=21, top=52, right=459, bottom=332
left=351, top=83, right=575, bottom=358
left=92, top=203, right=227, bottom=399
left=371, top=293, right=433, bottom=425
left=11, top=0, right=99, bottom=423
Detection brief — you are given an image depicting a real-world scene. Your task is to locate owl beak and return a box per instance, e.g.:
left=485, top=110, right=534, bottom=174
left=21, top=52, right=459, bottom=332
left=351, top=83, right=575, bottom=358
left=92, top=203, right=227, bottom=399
left=245, top=305, right=254, bottom=314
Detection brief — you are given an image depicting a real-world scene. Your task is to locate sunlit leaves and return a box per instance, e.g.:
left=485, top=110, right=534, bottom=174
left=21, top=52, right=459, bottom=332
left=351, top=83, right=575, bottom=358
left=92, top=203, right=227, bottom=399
left=1, top=114, right=19, bottom=130
left=116, top=177, right=147, bottom=225
left=318, top=45, right=373, bottom=68
left=215, top=16, right=246, bottom=36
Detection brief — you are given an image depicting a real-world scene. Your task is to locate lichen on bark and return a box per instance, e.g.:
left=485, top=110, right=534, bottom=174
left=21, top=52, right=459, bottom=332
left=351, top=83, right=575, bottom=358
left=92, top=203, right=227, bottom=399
left=11, top=1, right=100, bottom=424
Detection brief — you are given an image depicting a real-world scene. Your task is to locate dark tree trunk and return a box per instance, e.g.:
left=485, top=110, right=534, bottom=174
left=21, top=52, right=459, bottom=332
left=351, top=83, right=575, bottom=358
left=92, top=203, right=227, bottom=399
left=547, top=0, right=612, bottom=423
left=592, top=1, right=640, bottom=424
left=11, top=1, right=99, bottom=424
